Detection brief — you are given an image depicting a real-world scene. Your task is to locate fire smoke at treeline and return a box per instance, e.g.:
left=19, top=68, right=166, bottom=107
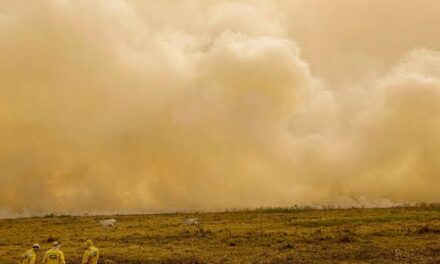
left=0, top=0, right=439, bottom=216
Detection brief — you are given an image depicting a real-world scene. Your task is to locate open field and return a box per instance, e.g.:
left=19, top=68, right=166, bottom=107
left=0, top=206, right=439, bottom=264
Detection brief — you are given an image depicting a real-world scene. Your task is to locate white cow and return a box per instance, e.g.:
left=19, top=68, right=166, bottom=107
left=184, top=218, right=200, bottom=227
left=100, top=219, right=117, bottom=229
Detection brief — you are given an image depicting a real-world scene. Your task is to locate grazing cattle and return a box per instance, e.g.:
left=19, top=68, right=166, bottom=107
left=100, top=219, right=117, bottom=229
left=184, top=218, right=199, bottom=227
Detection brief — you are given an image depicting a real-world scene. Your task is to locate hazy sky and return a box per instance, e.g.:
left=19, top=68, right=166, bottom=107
left=1, top=0, right=440, bottom=216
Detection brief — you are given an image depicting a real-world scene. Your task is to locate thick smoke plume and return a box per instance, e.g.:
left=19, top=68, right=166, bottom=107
left=1, top=0, right=439, bottom=216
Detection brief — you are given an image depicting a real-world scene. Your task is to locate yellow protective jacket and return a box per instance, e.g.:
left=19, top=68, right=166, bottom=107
left=21, top=249, right=36, bottom=264
left=81, top=246, right=99, bottom=264
left=42, top=248, right=66, bottom=264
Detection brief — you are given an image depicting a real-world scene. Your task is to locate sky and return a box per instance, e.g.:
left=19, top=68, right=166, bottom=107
left=1, top=0, right=440, bottom=216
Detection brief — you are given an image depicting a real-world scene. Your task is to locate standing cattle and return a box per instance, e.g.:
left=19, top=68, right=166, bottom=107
left=184, top=218, right=200, bottom=228
left=100, top=219, right=117, bottom=229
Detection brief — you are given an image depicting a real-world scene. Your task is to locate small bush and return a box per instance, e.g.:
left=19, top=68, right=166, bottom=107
left=416, top=225, right=439, bottom=234
left=335, top=229, right=356, bottom=243
left=279, top=242, right=294, bottom=250
left=46, top=236, right=59, bottom=243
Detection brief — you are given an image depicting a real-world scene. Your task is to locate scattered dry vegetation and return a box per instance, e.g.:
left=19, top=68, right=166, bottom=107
left=0, top=206, right=439, bottom=263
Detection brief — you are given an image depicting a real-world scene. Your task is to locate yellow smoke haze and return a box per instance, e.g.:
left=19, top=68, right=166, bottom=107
left=0, top=0, right=439, bottom=216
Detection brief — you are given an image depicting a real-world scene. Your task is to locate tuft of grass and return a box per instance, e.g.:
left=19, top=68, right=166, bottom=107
left=416, top=225, right=440, bottom=234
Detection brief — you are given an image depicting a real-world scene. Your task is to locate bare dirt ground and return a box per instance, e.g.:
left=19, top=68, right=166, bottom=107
left=1, top=206, right=439, bottom=263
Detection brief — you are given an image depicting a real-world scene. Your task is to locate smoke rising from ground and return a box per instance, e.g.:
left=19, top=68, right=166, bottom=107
left=0, top=0, right=439, bottom=216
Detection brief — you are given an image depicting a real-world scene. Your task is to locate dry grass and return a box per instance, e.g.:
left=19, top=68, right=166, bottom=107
left=0, top=206, right=439, bottom=263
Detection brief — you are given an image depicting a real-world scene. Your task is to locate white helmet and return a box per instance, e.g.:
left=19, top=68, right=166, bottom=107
left=52, top=241, right=61, bottom=247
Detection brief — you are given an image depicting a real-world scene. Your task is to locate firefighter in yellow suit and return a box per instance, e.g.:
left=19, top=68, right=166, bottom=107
left=81, top=240, right=99, bottom=264
left=42, top=241, right=66, bottom=264
left=21, top=244, right=40, bottom=264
